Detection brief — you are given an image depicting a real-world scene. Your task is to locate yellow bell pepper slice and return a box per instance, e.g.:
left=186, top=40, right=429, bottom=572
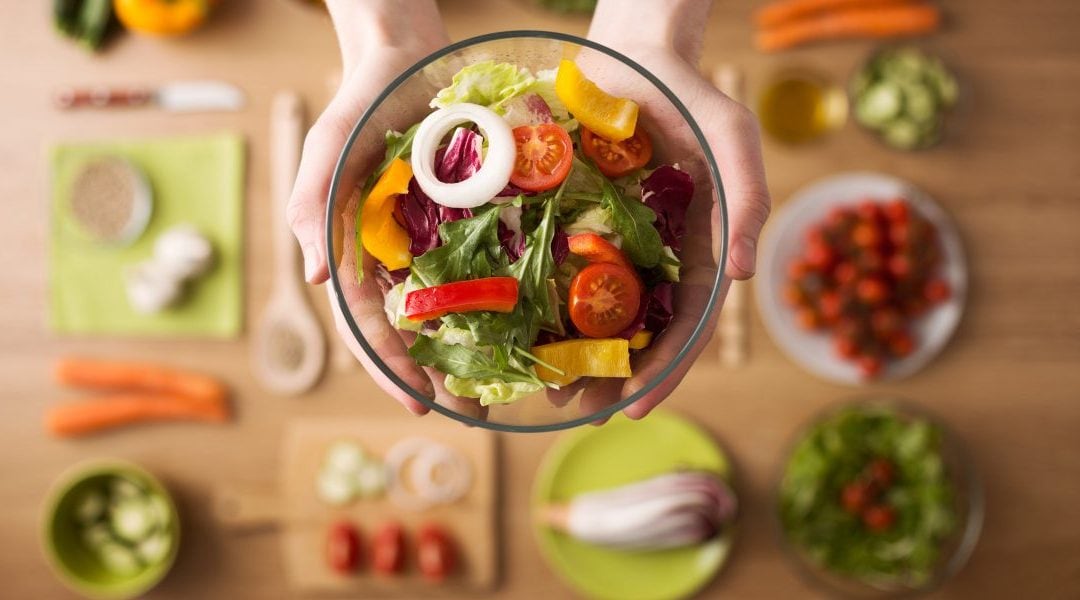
left=113, top=0, right=214, bottom=37
left=628, top=330, right=653, bottom=350
left=360, top=158, right=413, bottom=270
left=555, top=59, right=639, bottom=142
left=532, top=338, right=632, bottom=387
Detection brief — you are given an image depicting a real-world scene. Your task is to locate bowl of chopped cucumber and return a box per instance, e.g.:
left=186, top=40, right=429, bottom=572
left=42, top=460, right=179, bottom=599
left=850, top=46, right=960, bottom=151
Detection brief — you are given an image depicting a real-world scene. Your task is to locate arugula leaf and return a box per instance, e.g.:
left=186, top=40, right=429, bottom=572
left=508, top=196, right=559, bottom=328
left=408, top=335, right=541, bottom=385
left=601, top=176, right=663, bottom=268
left=411, top=208, right=501, bottom=286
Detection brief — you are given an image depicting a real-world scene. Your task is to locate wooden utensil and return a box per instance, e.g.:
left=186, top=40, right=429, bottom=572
left=252, top=92, right=326, bottom=395
left=713, top=65, right=751, bottom=367
left=214, top=417, right=498, bottom=594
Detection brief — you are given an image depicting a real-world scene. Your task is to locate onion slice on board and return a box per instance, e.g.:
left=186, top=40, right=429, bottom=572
left=385, top=437, right=473, bottom=511
left=410, top=103, right=514, bottom=209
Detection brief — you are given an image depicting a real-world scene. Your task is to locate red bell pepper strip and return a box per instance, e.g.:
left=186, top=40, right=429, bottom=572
left=568, top=233, right=637, bottom=272
left=405, top=277, right=520, bottom=322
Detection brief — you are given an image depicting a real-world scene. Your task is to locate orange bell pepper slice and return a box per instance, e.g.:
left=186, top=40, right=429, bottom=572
left=360, top=158, right=414, bottom=271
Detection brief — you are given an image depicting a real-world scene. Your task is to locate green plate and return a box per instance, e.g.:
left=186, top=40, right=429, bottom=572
left=532, top=411, right=736, bottom=600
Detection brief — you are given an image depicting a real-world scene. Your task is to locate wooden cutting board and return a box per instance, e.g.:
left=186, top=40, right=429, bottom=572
left=214, top=417, right=498, bottom=595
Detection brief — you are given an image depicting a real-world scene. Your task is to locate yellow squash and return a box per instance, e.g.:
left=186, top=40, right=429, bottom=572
left=555, top=59, right=639, bottom=142
left=532, top=338, right=632, bottom=387
left=360, top=158, right=414, bottom=271
left=113, top=0, right=214, bottom=37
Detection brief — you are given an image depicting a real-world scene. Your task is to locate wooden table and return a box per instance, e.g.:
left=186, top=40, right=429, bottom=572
left=2, top=0, right=1078, bottom=597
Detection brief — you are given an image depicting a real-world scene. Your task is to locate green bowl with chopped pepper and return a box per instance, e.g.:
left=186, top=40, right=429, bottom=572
left=42, top=460, right=180, bottom=600
left=776, top=401, right=982, bottom=597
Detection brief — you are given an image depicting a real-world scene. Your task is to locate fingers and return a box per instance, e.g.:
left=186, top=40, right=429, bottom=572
left=580, top=377, right=624, bottom=426
left=546, top=378, right=589, bottom=408
left=702, top=101, right=771, bottom=281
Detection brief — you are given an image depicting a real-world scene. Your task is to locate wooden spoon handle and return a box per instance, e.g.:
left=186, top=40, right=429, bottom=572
left=271, top=92, right=306, bottom=297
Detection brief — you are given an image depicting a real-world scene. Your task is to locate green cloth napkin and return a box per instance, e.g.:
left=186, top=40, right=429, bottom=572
left=49, top=134, right=245, bottom=338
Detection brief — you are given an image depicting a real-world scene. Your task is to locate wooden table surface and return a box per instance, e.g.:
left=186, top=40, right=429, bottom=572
left=2, top=1, right=1078, bottom=598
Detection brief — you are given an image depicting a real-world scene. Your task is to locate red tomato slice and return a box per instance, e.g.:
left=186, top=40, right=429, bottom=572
left=416, top=524, right=456, bottom=582
left=325, top=521, right=361, bottom=575
left=580, top=125, right=653, bottom=178
left=371, top=522, right=405, bottom=575
left=510, top=124, right=573, bottom=192
left=567, top=233, right=635, bottom=272
left=569, top=262, right=642, bottom=338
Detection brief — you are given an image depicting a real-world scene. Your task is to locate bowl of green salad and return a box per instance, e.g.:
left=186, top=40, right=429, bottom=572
left=776, top=401, right=983, bottom=597
left=42, top=460, right=179, bottom=599
left=326, top=31, right=727, bottom=432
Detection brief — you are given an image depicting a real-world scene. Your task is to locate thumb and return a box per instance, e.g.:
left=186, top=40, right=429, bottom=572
left=287, top=96, right=360, bottom=284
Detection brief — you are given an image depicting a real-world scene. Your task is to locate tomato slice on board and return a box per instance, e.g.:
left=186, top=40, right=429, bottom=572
left=325, top=521, right=362, bottom=575
left=567, top=233, right=636, bottom=272
left=372, top=522, right=405, bottom=575
left=509, top=124, right=574, bottom=192
left=569, top=262, right=642, bottom=338
left=580, top=126, right=653, bottom=178
left=416, top=524, right=456, bottom=582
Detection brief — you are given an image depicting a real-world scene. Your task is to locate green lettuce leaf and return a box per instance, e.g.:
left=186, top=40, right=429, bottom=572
left=443, top=374, right=544, bottom=406
left=431, top=61, right=572, bottom=124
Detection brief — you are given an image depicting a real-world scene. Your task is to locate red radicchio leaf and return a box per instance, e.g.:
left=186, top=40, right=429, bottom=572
left=398, top=130, right=482, bottom=256
left=435, top=127, right=482, bottom=183
left=617, top=281, right=675, bottom=341
left=641, top=165, right=694, bottom=251
left=552, top=226, right=569, bottom=265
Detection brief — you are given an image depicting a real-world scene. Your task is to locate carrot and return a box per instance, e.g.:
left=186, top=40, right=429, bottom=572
left=45, top=393, right=230, bottom=438
left=755, top=3, right=941, bottom=51
left=55, top=357, right=227, bottom=404
left=754, top=0, right=914, bottom=29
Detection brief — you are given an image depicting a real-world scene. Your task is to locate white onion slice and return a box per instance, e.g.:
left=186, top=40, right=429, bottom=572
left=410, top=103, right=514, bottom=209
left=384, top=437, right=473, bottom=511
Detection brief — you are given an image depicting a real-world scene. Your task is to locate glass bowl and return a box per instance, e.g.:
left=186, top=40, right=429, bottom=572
left=773, top=399, right=984, bottom=597
left=325, top=31, right=727, bottom=432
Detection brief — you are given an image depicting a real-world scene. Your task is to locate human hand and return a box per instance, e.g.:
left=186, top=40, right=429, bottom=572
left=289, top=0, right=463, bottom=416
left=583, top=0, right=772, bottom=421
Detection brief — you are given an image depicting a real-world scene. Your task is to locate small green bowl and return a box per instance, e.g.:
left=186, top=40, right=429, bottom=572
left=42, top=460, right=180, bottom=600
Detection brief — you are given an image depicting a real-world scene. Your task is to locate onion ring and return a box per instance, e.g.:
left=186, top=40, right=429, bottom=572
left=384, top=437, right=473, bottom=511
left=410, top=103, right=514, bottom=209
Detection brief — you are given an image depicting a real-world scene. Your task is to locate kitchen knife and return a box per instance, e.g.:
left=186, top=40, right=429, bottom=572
left=55, top=81, right=245, bottom=112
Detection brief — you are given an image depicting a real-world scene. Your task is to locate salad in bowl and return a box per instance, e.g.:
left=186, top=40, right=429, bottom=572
left=328, top=33, right=726, bottom=431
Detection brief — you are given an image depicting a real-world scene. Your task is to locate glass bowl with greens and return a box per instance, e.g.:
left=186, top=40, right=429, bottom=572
left=325, top=31, right=726, bottom=432
left=776, top=400, right=982, bottom=596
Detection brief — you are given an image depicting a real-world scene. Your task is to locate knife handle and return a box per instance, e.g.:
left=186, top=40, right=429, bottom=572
left=54, top=87, right=154, bottom=109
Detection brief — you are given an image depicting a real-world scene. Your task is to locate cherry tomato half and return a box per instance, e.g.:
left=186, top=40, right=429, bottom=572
left=510, top=124, right=574, bottom=192
left=568, top=262, right=642, bottom=338
left=372, top=522, right=405, bottom=576
left=325, top=521, right=362, bottom=575
left=862, top=504, right=897, bottom=533
left=581, top=126, right=653, bottom=178
left=416, top=524, right=456, bottom=582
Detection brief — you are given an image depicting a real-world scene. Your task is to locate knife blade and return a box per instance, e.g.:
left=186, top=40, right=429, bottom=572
left=55, top=81, right=245, bottom=113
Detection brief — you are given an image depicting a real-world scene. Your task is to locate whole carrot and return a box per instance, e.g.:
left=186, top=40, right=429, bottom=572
left=55, top=357, right=227, bottom=404
left=45, top=393, right=230, bottom=438
left=754, top=0, right=914, bottom=29
left=755, top=3, right=941, bottom=52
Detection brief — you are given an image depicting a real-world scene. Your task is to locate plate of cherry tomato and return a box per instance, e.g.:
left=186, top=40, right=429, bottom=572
left=756, top=172, right=966, bottom=384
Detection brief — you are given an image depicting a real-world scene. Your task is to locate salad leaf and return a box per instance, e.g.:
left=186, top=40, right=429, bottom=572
left=411, top=207, right=501, bottom=286
left=431, top=61, right=573, bottom=126
left=563, top=204, right=614, bottom=236
left=552, top=226, right=569, bottom=265
left=435, top=127, right=483, bottom=183
left=658, top=246, right=681, bottom=283
left=616, top=281, right=675, bottom=340
left=444, top=374, right=544, bottom=406
left=601, top=176, right=664, bottom=268
left=642, top=165, right=694, bottom=251
left=400, top=178, right=442, bottom=255
left=409, top=335, right=542, bottom=385
left=508, top=196, right=559, bottom=332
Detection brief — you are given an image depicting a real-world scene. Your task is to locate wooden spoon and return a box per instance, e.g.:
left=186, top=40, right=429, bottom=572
left=252, top=92, right=326, bottom=395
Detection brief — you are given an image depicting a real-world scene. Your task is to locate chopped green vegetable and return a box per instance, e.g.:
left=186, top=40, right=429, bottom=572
left=779, top=407, right=957, bottom=588
left=430, top=60, right=572, bottom=125
left=97, top=543, right=142, bottom=576
left=411, top=208, right=502, bottom=287
left=54, top=0, right=116, bottom=51
left=136, top=532, right=172, bottom=565
left=74, top=489, right=107, bottom=524
left=110, top=498, right=155, bottom=543
left=851, top=48, right=958, bottom=151
left=444, top=374, right=545, bottom=406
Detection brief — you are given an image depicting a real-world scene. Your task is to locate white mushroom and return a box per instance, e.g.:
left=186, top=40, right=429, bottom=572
left=153, top=225, right=214, bottom=280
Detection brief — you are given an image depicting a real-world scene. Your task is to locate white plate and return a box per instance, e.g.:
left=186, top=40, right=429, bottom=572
left=755, top=172, right=967, bottom=385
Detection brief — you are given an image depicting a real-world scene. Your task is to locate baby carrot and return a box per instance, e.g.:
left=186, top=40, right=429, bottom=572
left=754, top=0, right=914, bottom=29
left=55, top=357, right=228, bottom=404
left=45, top=393, right=230, bottom=438
left=755, top=3, right=941, bottom=52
